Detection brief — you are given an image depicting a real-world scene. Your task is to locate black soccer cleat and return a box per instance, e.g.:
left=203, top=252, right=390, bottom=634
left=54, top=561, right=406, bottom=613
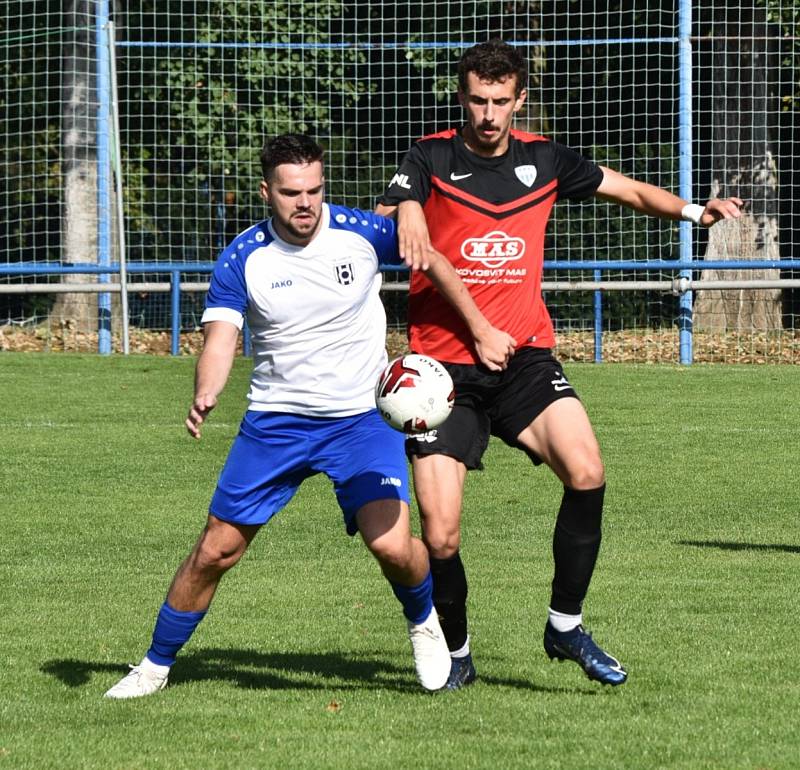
left=543, top=622, right=627, bottom=686
left=444, top=653, right=477, bottom=690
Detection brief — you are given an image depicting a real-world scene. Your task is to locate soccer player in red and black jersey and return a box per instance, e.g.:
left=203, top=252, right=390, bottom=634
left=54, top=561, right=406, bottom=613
left=376, top=39, right=743, bottom=689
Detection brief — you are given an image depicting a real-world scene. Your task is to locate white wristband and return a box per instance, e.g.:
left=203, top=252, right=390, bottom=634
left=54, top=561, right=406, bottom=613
left=681, top=203, right=705, bottom=224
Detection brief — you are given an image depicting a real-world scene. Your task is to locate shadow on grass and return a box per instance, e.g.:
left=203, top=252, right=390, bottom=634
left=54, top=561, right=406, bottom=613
left=678, top=539, right=800, bottom=554
left=41, top=648, right=582, bottom=695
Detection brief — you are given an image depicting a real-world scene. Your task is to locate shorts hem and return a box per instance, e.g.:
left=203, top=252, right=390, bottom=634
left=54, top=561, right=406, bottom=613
left=404, top=445, right=483, bottom=472
left=496, top=390, right=580, bottom=445
left=208, top=507, right=269, bottom=528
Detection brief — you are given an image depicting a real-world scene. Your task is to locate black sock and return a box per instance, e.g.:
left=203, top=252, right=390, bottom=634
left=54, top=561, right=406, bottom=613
left=430, top=552, right=468, bottom=652
left=550, top=484, right=605, bottom=616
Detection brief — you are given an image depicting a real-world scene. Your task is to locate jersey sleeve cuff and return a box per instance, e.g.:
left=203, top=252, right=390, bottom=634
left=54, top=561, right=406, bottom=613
left=200, top=306, right=244, bottom=329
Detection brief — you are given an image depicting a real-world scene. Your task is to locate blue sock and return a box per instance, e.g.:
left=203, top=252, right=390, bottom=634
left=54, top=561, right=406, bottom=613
left=146, top=601, right=207, bottom=666
left=390, top=571, right=433, bottom=624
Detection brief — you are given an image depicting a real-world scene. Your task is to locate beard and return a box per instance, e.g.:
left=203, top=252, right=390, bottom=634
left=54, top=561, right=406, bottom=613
left=279, top=208, right=321, bottom=244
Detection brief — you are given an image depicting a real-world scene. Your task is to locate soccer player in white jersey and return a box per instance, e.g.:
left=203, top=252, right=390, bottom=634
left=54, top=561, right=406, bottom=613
left=105, top=134, right=516, bottom=699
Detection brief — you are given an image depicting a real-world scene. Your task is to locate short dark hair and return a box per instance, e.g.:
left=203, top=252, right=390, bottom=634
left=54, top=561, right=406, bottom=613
left=260, top=134, right=324, bottom=181
left=457, top=39, right=528, bottom=97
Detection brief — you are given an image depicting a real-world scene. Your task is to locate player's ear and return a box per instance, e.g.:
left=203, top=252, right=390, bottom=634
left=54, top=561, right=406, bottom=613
left=259, top=179, right=270, bottom=203
left=514, top=88, right=527, bottom=112
left=457, top=88, right=466, bottom=108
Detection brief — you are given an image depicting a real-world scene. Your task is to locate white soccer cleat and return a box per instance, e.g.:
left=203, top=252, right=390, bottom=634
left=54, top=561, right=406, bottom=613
left=104, top=658, right=170, bottom=699
left=407, top=607, right=450, bottom=691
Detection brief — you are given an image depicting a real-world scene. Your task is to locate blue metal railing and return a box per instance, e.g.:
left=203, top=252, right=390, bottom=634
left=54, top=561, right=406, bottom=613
left=5, top=259, right=799, bottom=359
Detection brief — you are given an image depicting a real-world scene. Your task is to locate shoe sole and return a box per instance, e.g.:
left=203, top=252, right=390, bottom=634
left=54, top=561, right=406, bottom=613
left=545, top=643, right=627, bottom=686
left=104, top=678, right=168, bottom=699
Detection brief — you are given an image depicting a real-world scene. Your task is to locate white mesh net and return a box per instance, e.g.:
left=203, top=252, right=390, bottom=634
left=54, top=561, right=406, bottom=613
left=1, top=1, right=798, bottom=361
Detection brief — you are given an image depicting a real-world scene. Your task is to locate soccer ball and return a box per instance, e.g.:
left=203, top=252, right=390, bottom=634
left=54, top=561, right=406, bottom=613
left=375, top=354, right=455, bottom=434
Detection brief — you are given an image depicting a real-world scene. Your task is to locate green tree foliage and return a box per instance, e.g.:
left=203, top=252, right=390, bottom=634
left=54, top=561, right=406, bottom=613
left=122, top=1, right=374, bottom=262
left=0, top=2, right=63, bottom=264
left=763, top=0, right=800, bottom=112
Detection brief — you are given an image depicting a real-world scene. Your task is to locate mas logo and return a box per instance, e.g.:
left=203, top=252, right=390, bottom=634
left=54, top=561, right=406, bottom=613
left=460, top=230, right=526, bottom=268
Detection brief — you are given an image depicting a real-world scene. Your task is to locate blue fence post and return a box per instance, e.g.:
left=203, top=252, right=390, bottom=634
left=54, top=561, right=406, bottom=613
left=678, top=0, right=694, bottom=365
left=96, top=1, right=112, bottom=354
left=171, top=270, right=181, bottom=356
left=593, top=269, right=603, bottom=363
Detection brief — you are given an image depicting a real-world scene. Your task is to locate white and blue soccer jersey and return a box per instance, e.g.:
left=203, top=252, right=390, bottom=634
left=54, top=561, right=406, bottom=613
left=201, top=203, right=404, bottom=417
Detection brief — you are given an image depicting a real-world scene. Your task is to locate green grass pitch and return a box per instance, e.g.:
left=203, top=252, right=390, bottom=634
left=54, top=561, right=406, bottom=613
left=1, top=352, right=798, bottom=769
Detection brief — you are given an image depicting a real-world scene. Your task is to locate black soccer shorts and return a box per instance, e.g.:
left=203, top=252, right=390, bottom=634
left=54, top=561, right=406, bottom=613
left=405, top=347, right=579, bottom=469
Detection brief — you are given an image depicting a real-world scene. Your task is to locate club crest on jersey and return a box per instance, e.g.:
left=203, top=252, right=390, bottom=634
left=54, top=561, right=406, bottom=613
left=514, top=164, right=537, bottom=187
left=461, top=230, right=526, bottom=268
left=335, top=262, right=355, bottom=285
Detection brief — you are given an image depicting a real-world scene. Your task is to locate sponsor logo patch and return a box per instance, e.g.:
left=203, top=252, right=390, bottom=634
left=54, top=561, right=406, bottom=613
left=410, top=430, right=439, bottom=443
left=390, top=172, right=411, bottom=190
left=461, top=230, right=526, bottom=269
left=551, top=371, right=572, bottom=392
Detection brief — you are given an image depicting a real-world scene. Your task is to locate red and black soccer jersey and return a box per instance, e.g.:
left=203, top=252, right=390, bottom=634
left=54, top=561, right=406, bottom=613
left=378, top=128, right=603, bottom=364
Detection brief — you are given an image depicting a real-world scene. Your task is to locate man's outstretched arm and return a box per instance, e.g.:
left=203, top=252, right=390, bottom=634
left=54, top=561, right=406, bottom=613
left=595, top=166, right=743, bottom=227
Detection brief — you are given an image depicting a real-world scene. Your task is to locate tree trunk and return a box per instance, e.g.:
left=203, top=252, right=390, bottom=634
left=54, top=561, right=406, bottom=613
left=52, top=0, right=98, bottom=330
left=694, top=4, right=781, bottom=332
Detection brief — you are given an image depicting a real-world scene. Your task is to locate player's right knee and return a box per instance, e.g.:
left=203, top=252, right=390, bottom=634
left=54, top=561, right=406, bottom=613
left=367, top=536, right=412, bottom=571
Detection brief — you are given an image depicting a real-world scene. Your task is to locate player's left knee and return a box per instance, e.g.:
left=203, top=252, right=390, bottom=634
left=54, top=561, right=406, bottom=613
left=567, top=456, right=605, bottom=490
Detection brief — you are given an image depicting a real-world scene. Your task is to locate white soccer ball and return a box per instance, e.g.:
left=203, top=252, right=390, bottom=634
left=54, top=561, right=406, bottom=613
left=375, top=354, right=455, bottom=434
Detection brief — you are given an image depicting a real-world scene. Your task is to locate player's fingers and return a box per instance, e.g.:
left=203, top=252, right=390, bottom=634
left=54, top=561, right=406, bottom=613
left=412, top=238, right=427, bottom=266
left=708, top=198, right=743, bottom=220
left=405, top=252, right=423, bottom=271
left=407, top=240, right=433, bottom=271
left=718, top=203, right=740, bottom=220
left=185, top=416, right=201, bottom=439
left=399, top=235, right=419, bottom=268
left=398, top=231, right=412, bottom=262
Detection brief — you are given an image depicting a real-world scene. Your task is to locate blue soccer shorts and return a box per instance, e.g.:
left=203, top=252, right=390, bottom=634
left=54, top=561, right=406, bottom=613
left=209, top=408, right=409, bottom=535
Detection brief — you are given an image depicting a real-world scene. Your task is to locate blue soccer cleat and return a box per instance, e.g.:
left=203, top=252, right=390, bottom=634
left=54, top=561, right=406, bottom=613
left=445, top=653, right=477, bottom=690
left=543, top=622, right=627, bottom=686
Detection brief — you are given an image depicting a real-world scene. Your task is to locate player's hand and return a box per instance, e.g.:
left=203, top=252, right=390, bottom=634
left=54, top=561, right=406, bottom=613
left=397, top=200, right=434, bottom=270
left=186, top=394, right=217, bottom=439
left=474, top=326, right=517, bottom=371
left=701, top=197, right=744, bottom=226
